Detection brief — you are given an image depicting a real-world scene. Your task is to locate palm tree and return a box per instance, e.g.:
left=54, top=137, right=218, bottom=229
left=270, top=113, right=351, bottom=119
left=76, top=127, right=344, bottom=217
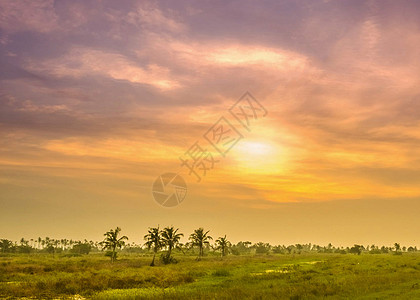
left=0, top=239, right=13, bottom=253
left=101, top=227, right=128, bottom=262
left=144, top=226, right=162, bottom=266
left=161, top=226, right=183, bottom=263
left=189, top=228, right=212, bottom=260
left=215, top=235, right=231, bottom=257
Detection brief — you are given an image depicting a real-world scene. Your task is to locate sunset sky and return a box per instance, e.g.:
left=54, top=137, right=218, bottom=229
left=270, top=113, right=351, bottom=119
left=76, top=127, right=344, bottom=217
left=1, top=0, right=420, bottom=247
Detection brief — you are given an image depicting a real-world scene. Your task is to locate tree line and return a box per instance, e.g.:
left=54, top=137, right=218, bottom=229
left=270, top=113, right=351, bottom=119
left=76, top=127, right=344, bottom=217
left=1, top=226, right=418, bottom=265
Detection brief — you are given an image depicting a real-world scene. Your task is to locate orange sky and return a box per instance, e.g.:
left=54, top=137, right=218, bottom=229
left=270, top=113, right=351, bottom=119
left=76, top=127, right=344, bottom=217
left=0, top=0, right=419, bottom=247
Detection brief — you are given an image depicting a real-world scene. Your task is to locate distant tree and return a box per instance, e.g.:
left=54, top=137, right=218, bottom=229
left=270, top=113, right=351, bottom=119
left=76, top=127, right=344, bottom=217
left=18, top=238, right=32, bottom=254
left=189, top=228, right=212, bottom=260
left=369, top=246, right=381, bottom=254
left=144, top=226, right=163, bottom=266
left=254, top=242, right=271, bottom=254
left=45, top=244, right=55, bottom=255
left=326, top=243, right=333, bottom=253
left=42, top=237, right=57, bottom=256
left=296, top=244, right=304, bottom=254
left=215, top=235, right=231, bottom=257
left=0, top=239, right=14, bottom=253
left=231, top=241, right=252, bottom=255
left=272, top=245, right=284, bottom=254
left=393, top=243, right=402, bottom=255
left=71, top=242, right=92, bottom=255
left=54, top=239, right=60, bottom=253
left=101, top=227, right=128, bottom=262
left=350, top=244, right=362, bottom=255
left=161, top=226, right=183, bottom=264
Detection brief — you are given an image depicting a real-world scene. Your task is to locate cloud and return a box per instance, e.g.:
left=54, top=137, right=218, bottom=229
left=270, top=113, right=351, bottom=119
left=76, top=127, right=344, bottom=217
left=168, top=41, right=311, bottom=72
left=1, top=0, right=420, bottom=203
left=1, top=0, right=420, bottom=246
left=0, top=0, right=58, bottom=33
left=17, top=100, right=69, bottom=113
left=128, top=2, right=187, bottom=33
left=24, top=47, right=181, bottom=90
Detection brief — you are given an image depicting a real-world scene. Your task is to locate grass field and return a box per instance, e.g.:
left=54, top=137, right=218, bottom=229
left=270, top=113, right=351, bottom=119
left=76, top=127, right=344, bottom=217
left=1, top=252, right=419, bottom=299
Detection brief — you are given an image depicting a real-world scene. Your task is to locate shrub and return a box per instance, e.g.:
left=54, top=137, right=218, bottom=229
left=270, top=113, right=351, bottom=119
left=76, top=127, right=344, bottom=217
left=160, top=253, right=178, bottom=264
left=212, top=269, right=230, bottom=277
left=71, top=243, right=91, bottom=255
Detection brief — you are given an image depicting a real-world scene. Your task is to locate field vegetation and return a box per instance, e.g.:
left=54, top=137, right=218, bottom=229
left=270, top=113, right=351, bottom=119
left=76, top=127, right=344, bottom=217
left=1, top=227, right=419, bottom=299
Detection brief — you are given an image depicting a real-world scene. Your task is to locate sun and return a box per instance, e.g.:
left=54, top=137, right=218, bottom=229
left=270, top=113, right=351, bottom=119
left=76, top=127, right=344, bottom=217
left=232, top=140, right=284, bottom=174
left=237, top=141, right=273, bottom=156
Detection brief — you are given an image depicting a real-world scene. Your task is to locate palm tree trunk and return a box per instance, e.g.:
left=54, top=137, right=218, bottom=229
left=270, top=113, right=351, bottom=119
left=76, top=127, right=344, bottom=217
left=151, top=252, right=156, bottom=266
left=198, top=246, right=203, bottom=260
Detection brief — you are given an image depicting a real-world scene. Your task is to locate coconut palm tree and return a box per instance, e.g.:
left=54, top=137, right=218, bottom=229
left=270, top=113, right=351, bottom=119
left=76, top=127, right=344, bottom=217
left=215, top=235, right=231, bottom=257
left=0, top=239, right=13, bottom=253
left=161, top=226, right=183, bottom=263
left=101, top=227, right=128, bottom=262
left=144, top=226, right=162, bottom=266
left=189, top=228, right=212, bottom=260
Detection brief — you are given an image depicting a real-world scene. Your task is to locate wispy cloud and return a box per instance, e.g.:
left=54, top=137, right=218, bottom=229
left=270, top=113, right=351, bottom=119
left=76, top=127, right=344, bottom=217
left=24, top=47, right=180, bottom=90
left=1, top=0, right=420, bottom=244
left=0, top=0, right=58, bottom=34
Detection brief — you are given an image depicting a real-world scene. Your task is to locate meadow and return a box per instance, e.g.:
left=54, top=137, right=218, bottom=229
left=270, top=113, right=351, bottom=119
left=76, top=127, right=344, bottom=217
left=1, top=252, right=419, bottom=299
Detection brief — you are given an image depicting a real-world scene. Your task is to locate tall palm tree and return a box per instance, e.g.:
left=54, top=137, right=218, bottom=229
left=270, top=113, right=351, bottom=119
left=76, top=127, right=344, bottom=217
left=101, top=227, right=128, bottom=262
left=161, top=226, right=183, bottom=263
left=144, top=226, right=162, bottom=266
left=189, top=228, right=212, bottom=260
left=215, top=235, right=231, bottom=257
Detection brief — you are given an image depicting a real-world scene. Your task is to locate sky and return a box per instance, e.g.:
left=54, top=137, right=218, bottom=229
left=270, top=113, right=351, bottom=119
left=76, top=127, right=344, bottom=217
left=1, top=0, right=420, bottom=247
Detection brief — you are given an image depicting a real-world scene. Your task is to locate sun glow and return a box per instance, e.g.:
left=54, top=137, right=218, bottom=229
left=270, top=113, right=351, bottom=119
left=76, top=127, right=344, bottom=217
left=232, top=141, right=285, bottom=174
left=237, top=141, right=273, bottom=156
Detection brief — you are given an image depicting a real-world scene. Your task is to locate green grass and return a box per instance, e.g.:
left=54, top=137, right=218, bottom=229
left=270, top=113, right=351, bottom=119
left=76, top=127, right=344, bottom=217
left=0, top=253, right=419, bottom=299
